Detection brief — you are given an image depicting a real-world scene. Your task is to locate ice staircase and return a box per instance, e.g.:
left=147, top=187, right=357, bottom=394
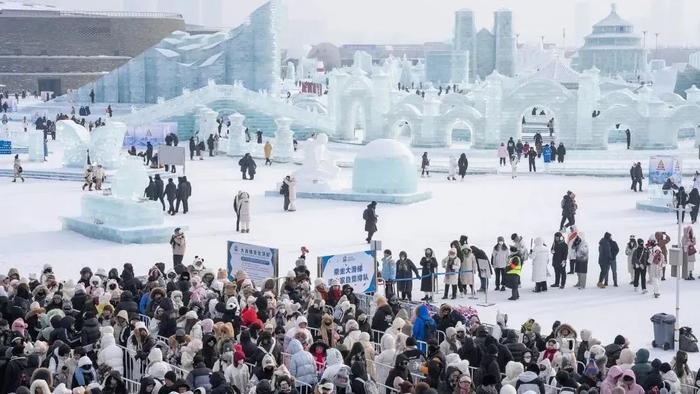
left=115, top=82, right=333, bottom=140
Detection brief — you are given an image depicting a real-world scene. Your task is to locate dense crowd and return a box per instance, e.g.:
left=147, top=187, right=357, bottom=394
left=0, top=245, right=699, bottom=394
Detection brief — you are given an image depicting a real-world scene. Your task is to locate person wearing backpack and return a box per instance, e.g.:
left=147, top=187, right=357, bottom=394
left=413, top=305, right=437, bottom=352
left=351, top=360, right=378, bottom=394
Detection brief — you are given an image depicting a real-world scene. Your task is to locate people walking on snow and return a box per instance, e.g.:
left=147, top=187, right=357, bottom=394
left=551, top=232, right=568, bottom=289
left=170, top=227, right=186, bottom=267
left=655, top=232, right=671, bottom=281
left=543, top=144, right=552, bottom=164
left=510, top=155, right=519, bottom=179
left=381, top=250, right=396, bottom=300
left=688, top=188, right=700, bottom=223
left=421, top=152, right=430, bottom=177
left=363, top=201, right=378, bottom=243
left=447, top=156, right=457, bottom=181
left=515, top=139, right=524, bottom=160
left=682, top=226, right=696, bottom=280
left=256, top=129, right=263, bottom=144
left=234, top=190, right=251, bottom=233
left=238, top=153, right=257, bottom=180
left=559, top=191, right=577, bottom=231
left=625, top=129, right=631, bottom=150
left=82, top=165, right=94, bottom=191
left=207, top=134, right=215, bottom=157
left=281, top=175, right=297, bottom=211
left=93, top=164, right=105, bottom=191
left=264, top=141, right=273, bottom=165
left=164, top=178, right=177, bottom=215
left=12, top=154, right=24, bottom=183
left=625, top=235, right=637, bottom=284
left=458, top=153, right=468, bottom=180
left=630, top=162, right=644, bottom=192
left=498, top=143, right=508, bottom=166
left=507, top=137, right=515, bottom=157
left=527, top=147, right=537, bottom=173
left=154, top=174, right=165, bottom=211
left=556, top=143, right=566, bottom=163
left=176, top=176, right=191, bottom=214
left=597, top=232, right=619, bottom=288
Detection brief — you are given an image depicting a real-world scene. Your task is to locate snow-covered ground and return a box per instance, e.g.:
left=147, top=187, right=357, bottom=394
left=2, top=149, right=700, bottom=364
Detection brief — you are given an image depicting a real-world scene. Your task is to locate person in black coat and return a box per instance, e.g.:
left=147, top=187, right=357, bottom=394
left=371, top=297, right=394, bottom=332
left=433, top=304, right=467, bottom=333
left=115, top=291, right=139, bottom=319
left=176, top=177, right=192, bottom=214
left=256, top=129, right=263, bottom=144
left=207, top=134, right=215, bottom=157
left=527, top=147, right=537, bottom=172
left=384, top=353, right=411, bottom=394
left=164, top=178, right=177, bottom=215
left=502, top=330, right=528, bottom=363
left=2, top=345, right=28, bottom=393
left=154, top=174, right=165, bottom=211
left=188, top=137, right=196, bottom=160
left=551, top=232, right=568, bottom=288
left=689, top=187, right=700, bottom=224
left=457, top=153, right=468, bottom=180
left=420, top=248, right=438, bottom=301
left=363, top=201, right=378, bottom=243
left=560, top=191, right=576, bottom=231
left=238, top=153, right=257, bottom=180
left=478, top=344, right=501, bottom=388
left=676, top=186, right=688, bottom=223
left=556, top=143, right=566, bottom=163
left=597, top=232, right=614, bottom=288
left=631, top=162, right=644, bottom=192
left=396, top=251, right=420, bottom=301
left=145, top=142, right=154, bottom=166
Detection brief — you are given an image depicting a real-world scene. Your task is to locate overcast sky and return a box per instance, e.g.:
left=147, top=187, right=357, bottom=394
left=39, top=0, right=698, bottom=48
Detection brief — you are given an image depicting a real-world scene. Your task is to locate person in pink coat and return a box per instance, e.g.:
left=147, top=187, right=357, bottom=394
left=620, top=369, right=644, bottom=394
left=497, top=143, right=508, bottom=167
left=600, top=366, right=624, bottom=394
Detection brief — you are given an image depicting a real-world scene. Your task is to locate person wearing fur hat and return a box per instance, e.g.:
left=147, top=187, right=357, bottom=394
left=604, top=335, right=627, bottom=369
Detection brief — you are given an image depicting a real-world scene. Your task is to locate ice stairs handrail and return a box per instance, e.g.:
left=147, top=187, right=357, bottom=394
left=114, top=83, right=333, bottom=132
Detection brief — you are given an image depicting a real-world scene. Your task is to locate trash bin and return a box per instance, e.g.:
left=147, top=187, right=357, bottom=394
left=651, top=313, right=676, bottom=350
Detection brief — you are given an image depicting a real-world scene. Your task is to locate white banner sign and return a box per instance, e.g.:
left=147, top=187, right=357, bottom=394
left=227, top=241, right=278, bottom=285
left=159, top=145, right=186, bottom=166
left=319, top=250, right=376, bottom=294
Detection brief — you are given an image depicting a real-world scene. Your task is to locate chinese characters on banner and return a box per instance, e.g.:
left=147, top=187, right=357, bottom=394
left=318, top=251, right=377, bottom=294
left=648, top=155, right=682, bottom=185
left=227, top=241, right=278, bottom=285
left=123, top=122, right=177, bottom=148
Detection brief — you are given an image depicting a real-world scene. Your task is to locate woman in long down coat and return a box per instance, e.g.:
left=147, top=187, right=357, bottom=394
left=459, top=245, right=476, bottom=295
left=531, top=237, right=550, bottom=292
left=235, top=191, right=251, bottom=233
left=420, top=248, right=438, bottom=302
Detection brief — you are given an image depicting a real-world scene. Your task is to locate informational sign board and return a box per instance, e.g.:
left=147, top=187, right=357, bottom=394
left=122, top=122, right=176, bottom=148
left=649, top=155, right=682, bottom=185
left=227, top=241, right=279, bottom=285
left=159, top=146, right=186, bottom=166
left=0, top=140, right=10, bottom=154
left=318, top=250, right=377, bottom=294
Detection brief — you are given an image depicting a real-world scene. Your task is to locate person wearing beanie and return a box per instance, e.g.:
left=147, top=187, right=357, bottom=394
left=604, top=335, right=626, bottom=368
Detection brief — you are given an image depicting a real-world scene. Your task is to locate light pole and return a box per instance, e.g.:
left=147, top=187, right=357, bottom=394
left=666, top=202, right=693, bottom=346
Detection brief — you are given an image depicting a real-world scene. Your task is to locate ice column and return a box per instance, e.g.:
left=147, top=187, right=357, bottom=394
left=227, top=113, right=246, bottom=157
left=575, top=68, right=600, bottom=148
left=27, top=131, right=45, bottom=162
left=481, top=75, right=502, bottom=148
left=274, top=117, right=294, bottom=162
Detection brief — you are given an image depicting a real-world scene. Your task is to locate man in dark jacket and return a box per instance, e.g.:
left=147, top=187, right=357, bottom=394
left=527, top=147, right=537, bottom=172
left=363, top=201, right=378, bottom=243
left=502, top=329, right=528, bottom=363
left=642, top=359, right=665, bottom=392
left=145, top=141, right=154, bottom=166
left=176, top=177, right=192, bottom=214
left=478, top=344, right=501, bottom=388
left=2, top=344, right=28, bottom=393
left=597, top=232, right=613, bottom=288
left=551, top=232, right=568, bottom=288
left=432, top=304, right=467, bottom=332
left=154, top=174, right=165, bottom=211
left=631, top=348, right=652, bottom=384
left=164, top=178, right=177, bottom=215
left=556, top=143, right=566, bottom=163
left=188, top=137, right=196, bottom=160
left=559, top=191, right=576, bottom=231
left=115, top=291, right=139, bottom=319
left=370, top=296, right=393, bottom=333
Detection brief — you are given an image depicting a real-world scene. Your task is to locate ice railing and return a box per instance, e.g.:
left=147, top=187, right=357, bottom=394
left=115, top=81, right=334, bottom=131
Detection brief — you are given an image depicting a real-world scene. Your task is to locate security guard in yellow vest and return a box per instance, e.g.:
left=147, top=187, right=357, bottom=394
left=505, top=246, right=522, bottom=300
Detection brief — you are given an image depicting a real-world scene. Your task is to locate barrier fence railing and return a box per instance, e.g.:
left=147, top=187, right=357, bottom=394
left=122, top=377, right=141, bottom=393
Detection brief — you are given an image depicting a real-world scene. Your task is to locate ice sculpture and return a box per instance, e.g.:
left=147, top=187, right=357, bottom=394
left=352, top=139, right=418, bottom=194
left=62, top=157, right=183, bottom=243
left=274, top=117, right=294, bottom=162
left=57, top=120, right=127, bottom=169
left=226, top=113, right=246, bottom=157
left=27, top=131, right=44, bottom=162
left=293, top=133, right=341, bottom=192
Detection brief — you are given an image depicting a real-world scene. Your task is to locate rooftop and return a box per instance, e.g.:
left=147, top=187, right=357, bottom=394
left=593, top=3, right=632, bottom=28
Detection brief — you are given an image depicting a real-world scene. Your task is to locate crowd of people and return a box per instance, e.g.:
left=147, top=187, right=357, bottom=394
left=0, top=246, right=699, bottom=394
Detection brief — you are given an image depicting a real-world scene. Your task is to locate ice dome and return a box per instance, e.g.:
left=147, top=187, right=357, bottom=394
left=352, top=139, right=418, bottom=194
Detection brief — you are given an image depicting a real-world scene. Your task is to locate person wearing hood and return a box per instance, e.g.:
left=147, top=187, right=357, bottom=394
left=620, top=369, right=644, bottom=394
left=71, top=355, right=97, bottom=388
left=289, top=338, right=318, bottom=389
left=208, top=371, right=231, bottom=394
left=479, top=344, right=502, bottom=388
left=600, top=366, right=624, bottom=394
left=102, top=370, right=128, bottom=394
left=631, top=349, right=651, bottom=384
left=502, top=330, right=528, bottom=364
left=531, top=237, right=549, bottom=292
left=492, top=237, right=510, bottom=291
left=127, top=321, right=156, bottom=368
left=571, top=233, right=589, bottom=289
left=503, top=361, right=525, bottom=387
left=550, top=232, right=568, bottom=289
left=2, top=343, right=28, bottom=393
left=380, top=250, right=397, bottom=300
left=185, top=355, right=213, bottom=391
left=363, top=201, right=378, bottom=243
left=97, top=331, right=124, bottom=376
left=145, top=347, right=172, bottom=380
left=516, top=363, right=545, bottom=394
left=254, top=331, right=282, bottom=368
left=375, top=333, right=397, bottom=389
left=350, top=359, right=370, bottom=394
left=396, top=251, right=420, bottom=301
left=413, top=305, right=437, bottom=349
left=420, top=248, right=438, bottom=301
left=459, top=242, right=477, bottom=295
left=385, top=353, right=411, bottom=394
left=440, top=327, right=460, bottom=356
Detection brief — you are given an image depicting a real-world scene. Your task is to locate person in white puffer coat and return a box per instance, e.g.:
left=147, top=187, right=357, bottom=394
left=181, top=338, right=203, bottom=372
left=97, top=330, right=123, bottom=376
left=171, top=290, right=184, bottom=310
left=502, top=361, right=524, bottom=387
left=322, top=348, right=350, bottom=382
left=289, top=338, right=318, bottom=388
left=447, top=156, right=457, bottom=181
left=531, top=237, right=550, bottom=292
left=145, top=347, right=171, bottom=380
left=375, top=333, right=397, bottom=390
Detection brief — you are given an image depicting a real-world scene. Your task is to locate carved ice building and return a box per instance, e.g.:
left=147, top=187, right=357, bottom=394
left=70, top=0, right=281, bottom=104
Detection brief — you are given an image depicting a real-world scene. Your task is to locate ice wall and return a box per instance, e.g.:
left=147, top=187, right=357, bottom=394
left=352, top=139, right=418, bottom=194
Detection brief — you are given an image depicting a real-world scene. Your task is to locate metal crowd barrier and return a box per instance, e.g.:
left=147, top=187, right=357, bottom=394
left=123, top=377, right=141, bottom=393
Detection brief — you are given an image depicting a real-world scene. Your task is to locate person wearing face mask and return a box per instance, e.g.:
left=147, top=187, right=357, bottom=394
left=550, top=232, right=568, bottom=289
left=490, top=237, right=509, bottom=292
left=385, top=354, right=411, bottom=394
left=396, top=251, right=420, bottom=301
left=420, top=248, right=438, bottom=302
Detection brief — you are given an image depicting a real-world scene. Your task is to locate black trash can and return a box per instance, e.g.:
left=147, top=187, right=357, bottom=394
left=651, top=313, right=676, bottom=350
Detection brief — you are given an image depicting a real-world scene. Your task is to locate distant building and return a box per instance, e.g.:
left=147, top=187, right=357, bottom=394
left=453, top=8, right=515, bottom=80
left=424, top=50, right=469, bottom=86
left=573, top=3, right=647, bottom=77
left=0, top=2, right=184, bottom=94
